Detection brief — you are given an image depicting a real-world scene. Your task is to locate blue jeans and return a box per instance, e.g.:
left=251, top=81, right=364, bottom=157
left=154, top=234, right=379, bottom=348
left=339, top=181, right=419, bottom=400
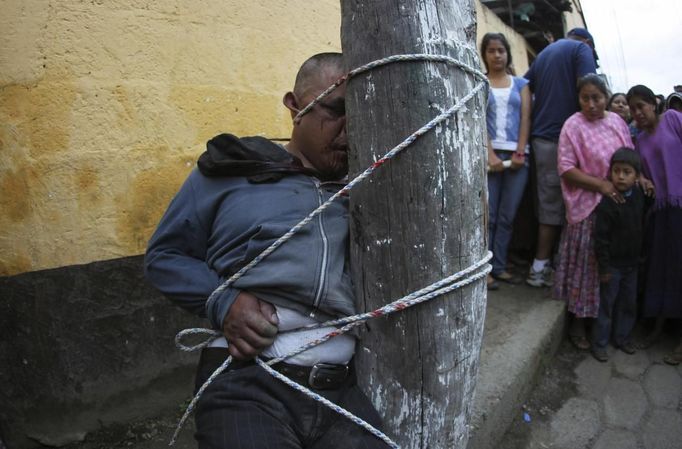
left=488, top=151, right=529, bottom=275
left=592, top=266, right=638, bottom=349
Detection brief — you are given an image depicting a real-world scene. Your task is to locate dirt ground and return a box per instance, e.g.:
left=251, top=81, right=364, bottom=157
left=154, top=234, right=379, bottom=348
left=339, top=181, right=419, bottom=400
left=60, top=407, right=195, bottom=449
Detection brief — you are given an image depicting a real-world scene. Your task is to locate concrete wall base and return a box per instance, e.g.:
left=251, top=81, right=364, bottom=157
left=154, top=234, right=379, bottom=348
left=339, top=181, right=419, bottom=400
left=468, top=286, right=566, bottom=449
left=0, top=256, right=204, bottom=448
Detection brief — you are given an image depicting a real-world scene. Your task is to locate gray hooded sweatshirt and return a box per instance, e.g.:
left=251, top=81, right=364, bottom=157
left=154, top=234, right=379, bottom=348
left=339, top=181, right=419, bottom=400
left=144, top=134, right=355, bottom=329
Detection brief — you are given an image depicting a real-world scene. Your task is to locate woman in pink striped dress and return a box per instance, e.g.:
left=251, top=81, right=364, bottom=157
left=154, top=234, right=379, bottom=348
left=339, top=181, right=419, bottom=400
left=553, top=74, right=634, bottom=349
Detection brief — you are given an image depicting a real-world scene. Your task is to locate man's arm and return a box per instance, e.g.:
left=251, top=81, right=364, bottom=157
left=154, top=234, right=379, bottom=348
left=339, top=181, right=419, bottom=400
left=144, top=174, right=240, bottom=321
left=511, top=83, right=532, bottom=170
left=145, top=171, right=278, bottom=359
left=523, top=63, right=535, bottom=92
left=574, top=42, right=597, bottom=79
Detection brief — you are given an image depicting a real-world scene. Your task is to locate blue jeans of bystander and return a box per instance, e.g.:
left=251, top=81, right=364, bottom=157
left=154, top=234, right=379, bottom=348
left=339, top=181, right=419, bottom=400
left=488, top=151, right=529, bottom=276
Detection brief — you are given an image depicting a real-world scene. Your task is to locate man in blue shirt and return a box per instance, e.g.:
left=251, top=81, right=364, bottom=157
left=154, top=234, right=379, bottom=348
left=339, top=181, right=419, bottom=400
left=524, top=28, right=597, bottom=287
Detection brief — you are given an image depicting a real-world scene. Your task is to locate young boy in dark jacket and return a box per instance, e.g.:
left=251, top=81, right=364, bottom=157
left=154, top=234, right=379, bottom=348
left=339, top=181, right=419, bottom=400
left=592, top=148, right=650, bottom=362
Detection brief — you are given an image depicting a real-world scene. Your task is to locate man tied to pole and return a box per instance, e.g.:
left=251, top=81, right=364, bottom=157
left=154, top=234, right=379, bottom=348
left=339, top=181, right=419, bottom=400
left=145, top=53, right=388, bottom=448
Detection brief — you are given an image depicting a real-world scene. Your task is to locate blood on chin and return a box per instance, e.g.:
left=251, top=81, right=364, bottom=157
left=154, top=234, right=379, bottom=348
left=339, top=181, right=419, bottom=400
left=316, top=152, right=348, bottom=180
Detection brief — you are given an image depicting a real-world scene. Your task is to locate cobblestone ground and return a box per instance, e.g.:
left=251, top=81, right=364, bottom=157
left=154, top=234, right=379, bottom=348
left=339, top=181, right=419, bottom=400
left=502, top=327, right=682, bottom=449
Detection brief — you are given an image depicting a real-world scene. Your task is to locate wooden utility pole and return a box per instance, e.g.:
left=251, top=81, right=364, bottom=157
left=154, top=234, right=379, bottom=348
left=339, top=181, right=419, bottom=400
left=341, top=1, right=487, bottom=448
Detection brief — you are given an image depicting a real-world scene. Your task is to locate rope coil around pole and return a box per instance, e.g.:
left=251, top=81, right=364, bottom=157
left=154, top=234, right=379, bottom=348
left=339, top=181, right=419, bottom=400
left=170, top=52, right=490, bottom=447
left=171, top=252, right=492, bottom=447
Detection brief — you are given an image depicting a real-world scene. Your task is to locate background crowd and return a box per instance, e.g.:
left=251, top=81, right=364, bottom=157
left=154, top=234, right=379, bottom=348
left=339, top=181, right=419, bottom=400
left=482, top=28, right=682, bottom=366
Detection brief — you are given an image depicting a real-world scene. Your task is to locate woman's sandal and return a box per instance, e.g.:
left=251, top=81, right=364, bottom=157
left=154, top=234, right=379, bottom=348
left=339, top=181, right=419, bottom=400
left=569, top=334, right=591, bottom=351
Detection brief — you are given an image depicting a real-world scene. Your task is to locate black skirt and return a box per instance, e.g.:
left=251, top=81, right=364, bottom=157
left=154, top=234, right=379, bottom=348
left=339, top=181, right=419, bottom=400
left=643, top=206, right=682, bottom=318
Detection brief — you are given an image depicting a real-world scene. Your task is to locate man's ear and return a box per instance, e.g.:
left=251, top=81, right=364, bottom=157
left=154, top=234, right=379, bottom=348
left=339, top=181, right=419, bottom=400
left=283, top=92, right=299, bottom=119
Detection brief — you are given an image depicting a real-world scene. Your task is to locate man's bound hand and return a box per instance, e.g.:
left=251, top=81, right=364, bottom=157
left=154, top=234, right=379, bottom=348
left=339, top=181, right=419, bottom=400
left=223, top=291, right=279, bottom=360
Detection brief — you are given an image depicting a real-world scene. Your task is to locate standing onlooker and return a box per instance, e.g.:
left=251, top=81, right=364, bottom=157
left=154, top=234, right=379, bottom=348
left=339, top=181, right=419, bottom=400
left=481, top=32, right=531, bottom=289
left=554, top=74, right=633, bottom=350
left=655, top=94, right=666, bottom=114
left=627, top=85, right=682, bottom=365
left=608, top=92, right=638, bottom=143
left=607, top=93, right=631, bottom=123
left=524, top=28, right=597, bottom=287
left=666, top=92, right=682, bottom=112
left=592, top=149, right=649, bottom=362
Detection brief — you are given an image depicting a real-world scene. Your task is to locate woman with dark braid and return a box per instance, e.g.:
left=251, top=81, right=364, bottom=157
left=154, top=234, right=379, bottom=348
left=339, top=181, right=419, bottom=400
left=627, top=84, right=682, bottom=365
left=481, top=32, right=531, bottom=289
left=554, top=75, right=633, bottom=352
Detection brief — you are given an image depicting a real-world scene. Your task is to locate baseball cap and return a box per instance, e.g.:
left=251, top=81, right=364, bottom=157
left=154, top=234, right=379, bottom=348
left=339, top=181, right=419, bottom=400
left=666, top=92, right=682, bottom=110
left=567, top=28, right=594, bottom=44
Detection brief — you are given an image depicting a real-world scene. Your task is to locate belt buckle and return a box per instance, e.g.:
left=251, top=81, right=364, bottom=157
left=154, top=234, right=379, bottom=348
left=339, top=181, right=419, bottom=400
left=308, top=363, right=348, bottom=389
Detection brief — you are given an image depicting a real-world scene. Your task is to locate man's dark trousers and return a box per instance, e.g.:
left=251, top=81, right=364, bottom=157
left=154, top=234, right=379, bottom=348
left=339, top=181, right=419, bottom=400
left=194, top=348, right=388, bottom=449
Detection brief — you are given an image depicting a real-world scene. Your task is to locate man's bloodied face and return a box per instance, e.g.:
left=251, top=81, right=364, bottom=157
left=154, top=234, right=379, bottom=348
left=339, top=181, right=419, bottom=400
left=288, top=67, right=348, bottom=181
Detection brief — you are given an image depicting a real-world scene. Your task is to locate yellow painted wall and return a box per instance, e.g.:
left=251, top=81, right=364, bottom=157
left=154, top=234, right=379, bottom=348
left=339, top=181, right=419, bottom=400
left=0, top=0, right=531, bottom=277
left=0, top=0, right=342, bottom=276
left=475, top=2, right=530, bottom=75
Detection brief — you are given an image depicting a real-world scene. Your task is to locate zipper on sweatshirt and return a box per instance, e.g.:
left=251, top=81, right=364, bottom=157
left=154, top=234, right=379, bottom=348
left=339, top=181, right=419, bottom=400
left=310, top=178, right=330, bottom=317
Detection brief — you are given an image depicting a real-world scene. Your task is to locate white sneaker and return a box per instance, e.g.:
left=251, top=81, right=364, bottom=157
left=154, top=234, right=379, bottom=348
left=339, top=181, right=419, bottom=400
left=526, top=265, right=553, bottom=287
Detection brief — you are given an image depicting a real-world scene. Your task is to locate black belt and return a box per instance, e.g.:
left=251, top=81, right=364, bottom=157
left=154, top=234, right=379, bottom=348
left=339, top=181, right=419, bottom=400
left=273, top=362, right=350, bottom=390
left=198, top=348, right=351, bottom=390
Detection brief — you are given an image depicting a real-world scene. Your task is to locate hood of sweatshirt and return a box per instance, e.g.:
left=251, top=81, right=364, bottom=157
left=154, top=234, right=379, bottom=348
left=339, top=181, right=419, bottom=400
left=197, top=133, right=316, bottom=182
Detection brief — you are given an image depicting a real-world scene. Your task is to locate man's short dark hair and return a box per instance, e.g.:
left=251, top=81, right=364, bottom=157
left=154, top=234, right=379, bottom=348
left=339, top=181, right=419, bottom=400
left=293, top=53, right=344, bottom=98
left=610, top=147, right=641, bottom=174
